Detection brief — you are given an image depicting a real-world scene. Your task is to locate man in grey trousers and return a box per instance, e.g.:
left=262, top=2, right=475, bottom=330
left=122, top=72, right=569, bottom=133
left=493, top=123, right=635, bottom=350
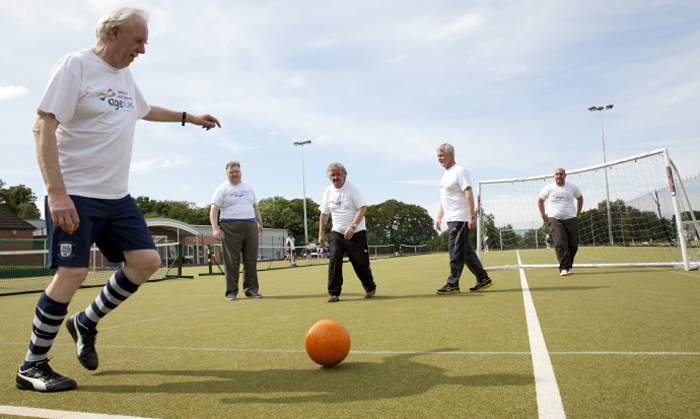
left=210, top=161, right=264, bottom=299
left=538, top=167, right=584, bottom=276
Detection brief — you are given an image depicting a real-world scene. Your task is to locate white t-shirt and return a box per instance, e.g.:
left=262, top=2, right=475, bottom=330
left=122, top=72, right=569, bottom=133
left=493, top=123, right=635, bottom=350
left=211, top=181, right=257, bottom=219
left=539, top=182, right=582, bottom=219
left=285, top=236, right=296, bottom=250
left=439, top=164, right=473, bottom=222
left=320, top=180, right=367, bottom=233
left=38, top=49, right=150, bottom=199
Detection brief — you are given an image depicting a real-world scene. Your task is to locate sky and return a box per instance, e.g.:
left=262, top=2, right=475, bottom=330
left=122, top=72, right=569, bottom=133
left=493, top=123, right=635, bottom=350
left=1, top=0, right=699, bottom=227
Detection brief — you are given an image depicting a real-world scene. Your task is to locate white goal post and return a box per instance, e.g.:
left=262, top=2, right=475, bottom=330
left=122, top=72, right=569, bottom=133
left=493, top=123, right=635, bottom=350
left=476, top=148, right=700, bottom=271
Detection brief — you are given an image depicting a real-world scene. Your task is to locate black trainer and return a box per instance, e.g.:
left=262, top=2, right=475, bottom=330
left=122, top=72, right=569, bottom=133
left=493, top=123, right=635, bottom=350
left=66, top=314, right=98, bottom=370
left=327, top=294, right=340, bottom=303
left=16, top=360, right=77, bottom=392
left=436, top=284, right=461, bottom=294
left=469, top=277, right=493, bottom=292
left=364, top=289, right=376, bottom=299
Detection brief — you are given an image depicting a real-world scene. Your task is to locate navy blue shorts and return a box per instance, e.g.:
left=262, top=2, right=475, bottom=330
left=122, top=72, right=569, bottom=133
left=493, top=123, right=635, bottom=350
left=45, top=195, right=156, bottom=268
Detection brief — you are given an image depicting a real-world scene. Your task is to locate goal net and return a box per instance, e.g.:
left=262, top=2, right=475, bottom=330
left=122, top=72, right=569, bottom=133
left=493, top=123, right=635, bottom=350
left=476, top=148, right=700, bottom=271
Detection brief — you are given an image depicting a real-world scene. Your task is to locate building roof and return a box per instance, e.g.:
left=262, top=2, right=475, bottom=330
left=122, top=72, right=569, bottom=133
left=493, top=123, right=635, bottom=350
left=0, top=206, right=36, bottom=230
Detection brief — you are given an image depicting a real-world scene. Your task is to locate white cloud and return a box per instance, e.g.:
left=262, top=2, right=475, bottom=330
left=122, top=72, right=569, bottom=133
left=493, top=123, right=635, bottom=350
left=0, top=85, right=29, bottom=101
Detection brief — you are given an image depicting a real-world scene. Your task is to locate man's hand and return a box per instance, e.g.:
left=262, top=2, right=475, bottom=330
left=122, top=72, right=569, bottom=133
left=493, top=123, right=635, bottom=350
left=48, top=193, right=79, bottom=234
left=435, top=217, right=442, bottom=231
left=190, top=114, right=221, bottom=131
left=344, top=226, right=355, bottom=241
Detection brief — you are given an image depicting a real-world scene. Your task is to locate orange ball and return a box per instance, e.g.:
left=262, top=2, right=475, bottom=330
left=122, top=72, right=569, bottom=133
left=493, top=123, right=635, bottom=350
left=304, top=319, right=351, bottom=367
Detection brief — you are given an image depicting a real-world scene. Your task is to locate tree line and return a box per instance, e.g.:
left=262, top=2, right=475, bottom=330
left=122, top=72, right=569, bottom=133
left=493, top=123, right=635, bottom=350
left=0, top=179, right=440, bottom=248
left=8, top=179, right=691, bottom=252
left=0, top=179, right=41, bottom=219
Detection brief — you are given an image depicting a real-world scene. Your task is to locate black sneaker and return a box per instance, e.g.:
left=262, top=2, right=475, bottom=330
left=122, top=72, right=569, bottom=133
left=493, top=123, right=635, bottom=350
left=469, top=277, right=493, bottom=292
left=16, top=360, right=77, bottom=392
left=327, top=294, right=340, bottom=303
left=436, top=284, right=461, bottom=295
left=66, top=314, right=98, bottom=370
left=364, top=289, right=376, bottom=299
left=245, top=292, right=263, bottom=298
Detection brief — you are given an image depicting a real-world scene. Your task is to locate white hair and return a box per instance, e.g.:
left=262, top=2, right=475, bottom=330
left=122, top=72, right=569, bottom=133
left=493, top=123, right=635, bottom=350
left=95, top=8, right=149, bottom=39
left=326, top=162, right=347, bottom=178
left=437, top=143, right=455, bottom=155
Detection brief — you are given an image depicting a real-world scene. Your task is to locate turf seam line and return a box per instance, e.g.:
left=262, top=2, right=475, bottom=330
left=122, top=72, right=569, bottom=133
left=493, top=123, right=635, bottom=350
left=518, top=250, right=567, bottom=419
left=3, top=342, right=699, bottom=356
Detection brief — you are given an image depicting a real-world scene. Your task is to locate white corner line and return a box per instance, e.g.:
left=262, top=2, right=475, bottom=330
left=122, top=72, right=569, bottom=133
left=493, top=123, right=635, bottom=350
left=517, top=250, right=567, bottom=419
left=0, top=405, right=160, bottom=419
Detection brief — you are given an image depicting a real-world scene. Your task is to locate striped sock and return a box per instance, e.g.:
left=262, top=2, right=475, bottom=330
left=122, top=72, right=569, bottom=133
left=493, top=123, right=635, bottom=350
left=22, top=293, right=68, bottom=370
left=78, top=269, right=140, bottom=331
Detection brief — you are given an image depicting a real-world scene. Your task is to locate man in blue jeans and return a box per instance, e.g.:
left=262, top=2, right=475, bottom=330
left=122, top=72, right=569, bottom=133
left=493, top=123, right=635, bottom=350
left=434, top=143, right=493, bottom=294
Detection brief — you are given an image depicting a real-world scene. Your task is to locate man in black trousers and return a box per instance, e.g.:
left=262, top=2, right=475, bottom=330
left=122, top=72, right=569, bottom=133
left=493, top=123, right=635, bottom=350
left=318, top=162, right=377, bottom=302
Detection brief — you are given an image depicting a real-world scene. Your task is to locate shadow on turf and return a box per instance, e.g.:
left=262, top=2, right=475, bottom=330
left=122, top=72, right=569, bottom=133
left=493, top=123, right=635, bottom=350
left=85, top=351, right=532, bottom=403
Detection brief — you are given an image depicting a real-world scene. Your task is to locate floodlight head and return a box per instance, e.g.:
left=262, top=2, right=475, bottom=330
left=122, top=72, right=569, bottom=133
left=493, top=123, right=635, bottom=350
left=606, top=104, right=614, bottom=110
left=588, top=106, right=596, bottom=111
left=293, top=139, right=312, bottom=146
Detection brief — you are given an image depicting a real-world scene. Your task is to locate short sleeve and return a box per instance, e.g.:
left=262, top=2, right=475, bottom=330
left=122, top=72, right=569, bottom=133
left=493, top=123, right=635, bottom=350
left=320, top=188, right=331, bottom=214
left=351, top=183, right=367, bottom=208
left=457, top=168, right=472, bottom=191
left=211, top=184, right=224, bottom=207
left=37, top=57, right=81, bottom=125
left=572, top=184, right=583, bottom=198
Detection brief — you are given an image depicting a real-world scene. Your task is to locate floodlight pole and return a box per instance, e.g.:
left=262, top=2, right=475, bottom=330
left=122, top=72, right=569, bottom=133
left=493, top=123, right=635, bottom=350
left=293, top=139, right=312, bottom=245
left=588, top=104, right=614, bottom=245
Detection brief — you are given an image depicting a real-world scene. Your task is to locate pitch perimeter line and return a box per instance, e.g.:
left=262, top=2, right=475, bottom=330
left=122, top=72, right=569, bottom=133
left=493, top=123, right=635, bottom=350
left=517, top=250, right=567, bottom=419
left=0, top=405, right=159, bottom=419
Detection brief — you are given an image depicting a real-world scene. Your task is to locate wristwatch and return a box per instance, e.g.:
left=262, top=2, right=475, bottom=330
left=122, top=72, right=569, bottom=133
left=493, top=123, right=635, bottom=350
left=350, top=223, right=358, bottom=229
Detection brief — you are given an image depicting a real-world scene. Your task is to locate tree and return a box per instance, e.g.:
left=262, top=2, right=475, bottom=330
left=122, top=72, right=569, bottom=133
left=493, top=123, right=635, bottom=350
left=365, top=200, right=437, bottom=246
left=0, top=180, right=41, bottom=219
left=134, top=196, right=209, bottom=225
left=427, top=230, right=449, bottom=251
left=258, top=196, right=321, bottom=244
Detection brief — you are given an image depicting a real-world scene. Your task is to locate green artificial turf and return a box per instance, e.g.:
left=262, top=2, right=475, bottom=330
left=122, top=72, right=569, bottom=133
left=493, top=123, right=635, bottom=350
left=1, top=253, right=699, bottom=418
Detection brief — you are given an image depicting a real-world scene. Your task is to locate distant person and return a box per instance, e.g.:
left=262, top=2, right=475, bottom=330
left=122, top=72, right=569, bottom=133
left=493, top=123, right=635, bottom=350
left=305, top=242, right=316, bottom=261
left=538, top=167, right=583, bottom=276
left=483, top=234, right=490, bottom=253
left=319, top=162, right=377, bottom=302
left=210, top=161, right=263, bottom=300
left=318, top=244, right=329, bottom=259
left=17, top=8, right=220, bottom=393
left=545, top=233, right=552, bottom=250
left=434, top=143, right=493, bottom=294
left=285, top=231, right=297, bottom=267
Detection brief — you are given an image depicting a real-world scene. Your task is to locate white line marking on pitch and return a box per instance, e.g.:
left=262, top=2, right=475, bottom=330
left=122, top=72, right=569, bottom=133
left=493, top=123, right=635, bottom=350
left=650, top=267, right=700, bottom=278
left=517, top=250, right=567, bottom=419
left=0, top=405, right=159, bottom=419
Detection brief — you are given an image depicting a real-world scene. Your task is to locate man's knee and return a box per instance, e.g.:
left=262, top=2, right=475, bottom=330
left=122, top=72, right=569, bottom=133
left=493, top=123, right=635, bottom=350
left=126, top=250, right=161, bottom=275
left=55, top=267, right=89, bottom=286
